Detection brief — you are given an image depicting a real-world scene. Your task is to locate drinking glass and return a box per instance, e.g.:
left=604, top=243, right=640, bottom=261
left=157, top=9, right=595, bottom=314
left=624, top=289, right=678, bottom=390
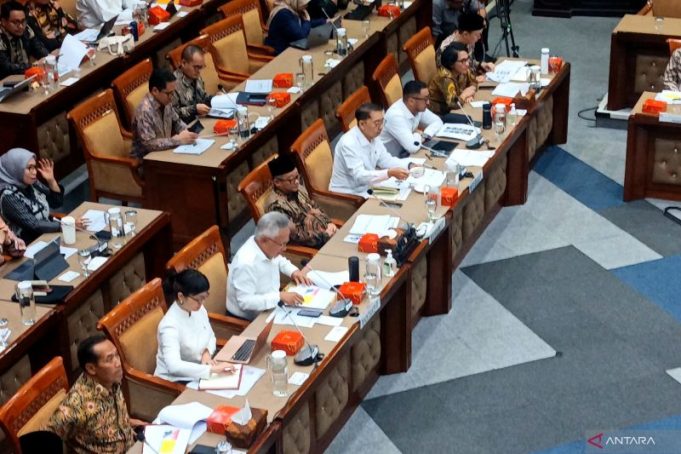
left=424, top=185, right=437, bottom=222
left=295, top=73, right=305, bottom=92
left=16, top=282, right=36, bottom=326
left=124, top=210, right=137, bottom=236
left=655, top=16, right=664, bottom=31
left=267, top=96, right=277, bottom=118
left=362, top=20, right=370, bottom=39
left=267, top=350, right=289, bottom=397
left=87, top=46, right=97, bottom=67
left=78, top=248, right=91, bottom=277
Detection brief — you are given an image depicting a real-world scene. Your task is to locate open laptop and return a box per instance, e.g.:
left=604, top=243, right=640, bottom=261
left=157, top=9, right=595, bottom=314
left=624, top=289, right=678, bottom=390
left=215, top=319, right=274, bottom=364
left=85, top=14, right=118, bottom=44
left=0, top=75, right=35, bottom=103
left=290, top=22, right=334, bottom=50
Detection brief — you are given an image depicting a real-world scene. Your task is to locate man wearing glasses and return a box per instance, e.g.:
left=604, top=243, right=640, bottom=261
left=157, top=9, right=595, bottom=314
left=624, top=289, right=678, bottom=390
left=172, top=45, right=213, bottom=124
left=380, top=80, right=443, bottom=157
left=227, top=212, right=313, bottom=321
left=429, top=41, right=478, bottom=116
left=131, top=67, right=198, bottom=159
left=0, top=1, right=48, bottom=79
left=330, top=103, right=412, bottom=197
left=266, top=153, right=337, bottom=248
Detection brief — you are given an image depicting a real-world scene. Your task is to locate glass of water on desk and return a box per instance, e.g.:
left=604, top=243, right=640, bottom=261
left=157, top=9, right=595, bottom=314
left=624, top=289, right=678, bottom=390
left=78, top=248, right=91, bottom=277
left=424, top=184, right=437, bottom=222
left=0, top=318, right=10, bottom=350
left=365, top=253, right=382, bottom=296
left=16, top=281, right=36, bottom=326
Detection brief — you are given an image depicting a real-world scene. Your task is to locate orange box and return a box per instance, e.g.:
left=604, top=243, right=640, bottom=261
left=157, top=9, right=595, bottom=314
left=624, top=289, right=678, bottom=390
left=338, top=282, right=366, bottom=305
left=491, top=97, right=513, bottom=115
left=271, top=330, right=304, bottom=356
left=214, top=119, right=237, bottom=135
left=207, top=405, right=240, bottom=433
left=643, top=99, right=667, bottom=114
left=378, top=4, right=400, bottom=17
left=273, top=73, right=293, bottom=88
left=548, top=56, right=563, bottom=73
left=24, top=66, right=46, bottom=83
left=440, top=187, right=459, bottom=207
left=268, top=92, right=291, bottom=108
left=358, top=233, right=379, bottom=253
left=148, top=6, right=170, bottom=24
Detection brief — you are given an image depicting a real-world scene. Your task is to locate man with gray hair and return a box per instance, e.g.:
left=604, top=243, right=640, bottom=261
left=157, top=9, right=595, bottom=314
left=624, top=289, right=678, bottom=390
left=226, top=212, right=312, bottom=320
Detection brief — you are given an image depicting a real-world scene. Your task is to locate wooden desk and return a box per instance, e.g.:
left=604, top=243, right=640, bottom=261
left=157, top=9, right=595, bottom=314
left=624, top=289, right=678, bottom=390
left=624, top=91, right=681, bottom=201
left=608, top=14, right=681, bottom=111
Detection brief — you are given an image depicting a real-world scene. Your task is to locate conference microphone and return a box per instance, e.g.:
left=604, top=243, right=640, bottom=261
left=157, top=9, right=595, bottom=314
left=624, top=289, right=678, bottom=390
left=415, top=141, right=448, bottom=158
left=276, top=301, right=322, bottom=367
left=455, top=99, right=482, bottom=129
left=304, top=263, right=354, bottom=317
left=366, top=188, right=407, bottom=218
left=455, top=100, right=486, bottom=149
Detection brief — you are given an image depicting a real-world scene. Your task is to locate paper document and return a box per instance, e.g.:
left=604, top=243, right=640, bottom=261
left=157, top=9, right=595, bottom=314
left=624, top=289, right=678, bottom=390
left=244, top=79, right=273, bottom=93
left=208, top=107, right=234, bottom=119
left=187, top=366, right=265, bottom=399
left=446, top=149, right=495, bottom=168
left=58, top=270, right=80, bottom=283
left=212, top=93, right=239, bottom=109
left=406, top=168, right=445, bottom=191
left=286, top=285, right=336, bottom=309
left=435, top=123, right=479, bottom=141
left=273, top=307, right=315, bottom=328
left=325, top=326, right=349, bottom=342
left=82, top=209, right=107, bottom=232
left=174, top=139, right=214, bottom=155
left=58, top=34, right=88, bottom=75
left=349, top=214, right=400, bottom=236
left=60, top=77, right=79, bottom=87
left=655, top=90, right=681, bottom=104
left=24, top=241, right=48, bottom=259
left=308, top=270, right=349, bottom=288
left=486, top=60, right=527, bottom=83
left=143, top=425, right=190, bottom=454
left=87, top=256, right=107, bottom=271
left=199, top=364, right=243, bottom=390
left=470, top=100, right=487, bottom=108
left=73, top=28, right=99, bottom=42
left=60, top=246, right=77, bottom=259
left=491, top=82, right=530, bottom=98
left=157, top=401, right=211, bottom=444
left=288, top=371, right=309, bottom=386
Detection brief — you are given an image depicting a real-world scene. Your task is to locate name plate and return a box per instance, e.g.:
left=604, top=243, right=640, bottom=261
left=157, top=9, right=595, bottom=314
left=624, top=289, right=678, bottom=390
left=659, top=113, right=681, bottom=124
left=359, top=296, right=381, bottom=329
left=469, top=171, right=484, bottom=193
left=428, top=217, right=447, bottom=244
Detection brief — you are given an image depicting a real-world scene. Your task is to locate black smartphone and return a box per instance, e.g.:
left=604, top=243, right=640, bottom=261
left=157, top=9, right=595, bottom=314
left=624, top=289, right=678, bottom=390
left=188, top=119, right=204, bottom=134
left=298, top=308, right=322, bottom=318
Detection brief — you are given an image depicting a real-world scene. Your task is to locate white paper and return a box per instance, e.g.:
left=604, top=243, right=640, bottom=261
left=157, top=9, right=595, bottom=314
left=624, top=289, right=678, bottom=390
left=59, top=246, right=78, bottom=259
left=470, top=100, right=487, bottom=108
left=211, top=93, right=239, bottom=109
left=407, top=157, right=426, bottom=165
left=58, top=34, right=87, bottom=75
left=317, top=315, right=343, bottom=327
left=273, top=307, right=316, bottom=328
left=177, top=10, right=189, bottom=17
left=287, top=285, right=335, bottom=309
left=325, top=58, right=341, bottom=68
left=343, top=234, right=362, bottom=244
left=24, top=241, right=48, bottom=259
left=324, top=326, right=349, bottom=342
left=73, top=28, right=99, bottom=42
left=158, top=402, right=213, bottom=430
left=59, top=77, right=79, bottom=87
left=655, top=90, right=681, bottom=104
left=153, top=22, right=171, bottom=31
left=307, top=270, right=349, bottom=288
left=87, top=256, right=107, bottom=271
left=254, top=116, right=270, bottom=129
left=288, top=371, right=309, bottom=386
left=244, top=79, right=273, bottom=93
left=406, top=168, right=445, bottom=191
left=435, top=123, right=479, bottom=141
left=231, top=400, right=252, bottom=425
left=187, top=366, right=265, bottom=399
left=82, top=209, right=107, bottom=232
left=143, top=425, right=190, bottom=454
left=486, top=60, right=527, bottom=83
left=58, top=270, right=80, bottom=282
left=287, top=86, right=302, bottom=94
left=349, top=214, right=400, bottom=236
left=173, top=138, right=214, bottom=155
left=348, top=38, right=358, bottom=46
left=446, top=149, right=494, bottom=168
left=491, top=82, right=530, bottom=98
left=221, top=142, right=237, bottom=151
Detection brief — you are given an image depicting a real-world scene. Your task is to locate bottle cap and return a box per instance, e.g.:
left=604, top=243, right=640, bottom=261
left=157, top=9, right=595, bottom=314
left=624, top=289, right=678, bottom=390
left=302, top=55, right=312, bottom=62
left=337, top=28, right=347, bottom=37
left=367, top=253, right=380, bottom=261
left=496, top=103, right=506, bottom=112
left=541, top=47, right=549, bottom=53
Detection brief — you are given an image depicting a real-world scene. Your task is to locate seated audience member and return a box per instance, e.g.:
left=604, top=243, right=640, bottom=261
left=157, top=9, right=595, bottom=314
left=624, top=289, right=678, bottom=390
left=172, top=45, right=213, bottom=124
left=26, top=0, right=78, bottom=52
left=0, top=215, right=25, bottom=264
left=155, top=269, right=228, bottom=383
left=329, top=103, right=411, bottom=196
left=429, top=42, right=478, bottom=115
left=266, top=153, right=336, bottom=248
left=432, top=0, right=485, bottom=46
left=265, top=0, right=327, bottom=55
left=438, top=11, right=494, bottom=81
left=0, top=1, right=48, bottom=80
left=131, top=68, right=198, bottom=159
left=663, top=48, right=681, bottom=91
left=380, top=80, right=443, bottom=156
left=76, top=0, right=132, bottom=29
left=46, top=334, right=146, bottom=453
left=227, top=212, right=312, bottom=321
left=307, top=0, right=342, bottom=21
left=0, top=148, right=86, bottom=243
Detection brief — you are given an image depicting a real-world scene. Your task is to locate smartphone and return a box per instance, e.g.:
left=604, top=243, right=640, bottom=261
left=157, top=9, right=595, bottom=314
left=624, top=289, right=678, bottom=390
left=298, top=308, right=322, bottom=318
left=188, top=119, right=204, bottom=134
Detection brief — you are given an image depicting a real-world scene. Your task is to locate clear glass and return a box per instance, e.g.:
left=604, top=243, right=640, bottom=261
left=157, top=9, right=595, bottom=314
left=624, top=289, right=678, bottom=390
left=216, top=440, right=233, bottom=454
left=336, top=31, right=348, bottom=57
left=494, top=108, right=506, bottom=143
left=655, top=16, right=664, bottom=31
left=237, top=107, right=250, bottom=141
left=78, top=249, right=91, bottom=277
left=267, top=96, right=277, bottom=118
left=267, top=351, right=288, bottom=397
left=124, top=210, right=137, bottom=236
left=87, top=46, right=97, bottom=67
left=424, top=185, right=437, bottom=222
left=300, top=57, right=314, bottom=88
left=16, top=283, right=36, bottom=326
left=106, top=209, right=125, bottom=248
left=362, top=20, right=370, bottom=39
left=295, top=72, right=305, bottom=92
left=0, top=326, right=10, bottom=349
left=364, top=254, right=381, bottom=296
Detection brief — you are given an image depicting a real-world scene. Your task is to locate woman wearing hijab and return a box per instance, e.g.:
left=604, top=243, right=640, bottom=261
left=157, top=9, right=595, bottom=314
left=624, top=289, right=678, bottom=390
left=0, top=148, right=84, bottom=243
left=265, top=0, right=328, bottom=55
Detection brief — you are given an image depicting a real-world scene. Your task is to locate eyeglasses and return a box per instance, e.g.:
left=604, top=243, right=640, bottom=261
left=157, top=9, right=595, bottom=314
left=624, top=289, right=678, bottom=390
left=187, top=292, right=210, bottom=304
left=191, top=64, right=205, bottom=71
left=7, top=19, right=26, bottom=26
left=26, top=165, right=37, bottom=172
left=265, top=237, right=288, bottom=248
left=275, top=174, right=300, bottom=184
left=456, top=58, right=470, bottom=64
left=411, top=96, right=430, bottom=102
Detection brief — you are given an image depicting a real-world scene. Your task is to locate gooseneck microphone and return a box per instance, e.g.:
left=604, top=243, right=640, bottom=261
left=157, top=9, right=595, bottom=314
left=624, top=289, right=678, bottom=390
left=455, top=100, right=486, bottom=149
left=276, top=301, right=322, bottom=367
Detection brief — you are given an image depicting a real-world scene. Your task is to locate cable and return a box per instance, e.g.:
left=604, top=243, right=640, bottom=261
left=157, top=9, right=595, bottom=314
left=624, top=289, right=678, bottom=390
left=577, top=106, right=598, bottom=122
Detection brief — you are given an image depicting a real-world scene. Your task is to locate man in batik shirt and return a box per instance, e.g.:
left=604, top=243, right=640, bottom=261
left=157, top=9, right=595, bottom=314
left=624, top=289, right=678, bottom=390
left=664, top=48, right=681, bottom=92
left=26, top=0, right=77, bottom=51
left=46, top=335, right=146, bottom=453
left=265, top=153, right=337, bottom=249
left=0, top=1, right=48, bottom=79
left=172, top=44, right=213, bottom=124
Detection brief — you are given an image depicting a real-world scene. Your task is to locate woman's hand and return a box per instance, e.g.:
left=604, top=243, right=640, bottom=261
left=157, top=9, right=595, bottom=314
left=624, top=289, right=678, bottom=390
left=201, top=350, right=216, bottom=366
left=75, top=217, right=90, bottom=230
left=37, top=158, right=60, bottom=192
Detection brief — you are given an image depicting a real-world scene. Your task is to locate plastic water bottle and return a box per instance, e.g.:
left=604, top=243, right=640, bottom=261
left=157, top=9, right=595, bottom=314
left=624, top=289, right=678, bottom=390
left=383, top=249, right=397, bottom=277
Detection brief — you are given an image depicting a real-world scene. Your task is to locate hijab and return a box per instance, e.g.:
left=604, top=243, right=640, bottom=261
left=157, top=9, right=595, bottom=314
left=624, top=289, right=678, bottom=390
left=267, top=0, right=311, bottom=28
left=0, top=148, right=35, bottom=191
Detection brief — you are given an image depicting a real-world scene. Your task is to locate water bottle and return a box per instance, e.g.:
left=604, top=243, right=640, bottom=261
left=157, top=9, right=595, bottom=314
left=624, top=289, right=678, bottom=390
left=540, top=48, right=550, bottom=75
left=267, top=350, right=288, bottom=397
left=383, top=249, right=397, bottom=277
left=16, top=282, right=36, bottom=326
left=508, top=103, right=517, bottom=128
left=494, top=104, right=506, bottom=139
left=365, top=253, right=381, bottom=296
left=300, top=55, right=314, bottom=88
left=237, top=106, right=250, bottom=139
left=336, top=28, right=348, bottom=57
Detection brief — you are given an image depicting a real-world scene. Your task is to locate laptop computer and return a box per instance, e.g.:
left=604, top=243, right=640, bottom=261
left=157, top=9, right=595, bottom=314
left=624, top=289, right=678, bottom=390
left=214, top=319, right=274, bottom=364
left=0, top=75, right=35, bottom=103
left=5, top=237, right=69, bottom=282
left=290, top=23, right=334, bottom=50
left=90, top=15, right=118, bottom=43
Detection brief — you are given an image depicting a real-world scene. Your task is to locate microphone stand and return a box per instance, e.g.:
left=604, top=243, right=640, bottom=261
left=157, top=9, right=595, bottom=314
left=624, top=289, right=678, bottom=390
left=276, top=301, right=322, bottom=368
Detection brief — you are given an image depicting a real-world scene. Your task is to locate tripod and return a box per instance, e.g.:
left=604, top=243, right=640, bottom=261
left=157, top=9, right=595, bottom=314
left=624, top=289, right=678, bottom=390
left=491, top=0, right=519, bottom=58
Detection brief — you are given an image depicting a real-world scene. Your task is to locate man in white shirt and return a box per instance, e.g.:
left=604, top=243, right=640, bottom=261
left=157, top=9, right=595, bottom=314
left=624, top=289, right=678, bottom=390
left=227, top=212, right=313, bottom=321
left=77, top=0, right=133, bottom=29
left=329, top=103, right=412, bottom=197
left=380, top=80, right=444, bottom=157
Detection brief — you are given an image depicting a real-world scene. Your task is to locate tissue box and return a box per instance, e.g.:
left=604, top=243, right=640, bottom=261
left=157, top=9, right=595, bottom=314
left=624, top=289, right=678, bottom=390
left=273, top=73, right=293, bottom=88
left=491, top=97, right=513, bottom=114
left=271, top=330, right=304, bottom=356
left=148, top=6, right=170, bottom=24
left=214, top=119, right=236, bottom=135
left=440, top=187, right=459, bottom=207
left=206, top=405, right=240, bottom=434
left=267, top=92, right=291, bottom=108
left=643, top=99, right=667, bottom=114
left=338, top=281, right=366, bottom=305
left=358, top=233, right=379, bottom=253
left=225, top=408, right=268, bottom=449
left=377, top=4, right=400, bottom=17
left=24, top=67, right=46, bottom=82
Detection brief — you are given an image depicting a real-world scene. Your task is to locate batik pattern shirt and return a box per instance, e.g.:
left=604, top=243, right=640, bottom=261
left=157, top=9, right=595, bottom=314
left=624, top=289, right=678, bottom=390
left=46, top=374, right=135, bottom=454
left=266, top=186, right=331, bottom=248
left=131, top=93, right=186, bottom=158
left=664, top=48, right=681, bottom=92
left=171, top=68, right=212, bottom=124
left=27, top=1, right=78, bottom=50
left=0, top=25, right=48, bottom=79
left=428, top=66, right=478, bottom=114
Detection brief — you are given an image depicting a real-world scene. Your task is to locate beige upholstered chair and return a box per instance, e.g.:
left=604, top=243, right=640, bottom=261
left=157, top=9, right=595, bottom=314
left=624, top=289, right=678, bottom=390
left=97, top=278, right=184, bottom=421
left=336, top=86, right=372, bottom=132
left=166, top=35, right=223, bottom=95
left=200, top=15, right=274, bottom=90
left=372, top=53, right=402, bottom=108
left=290, top=119, right=364, bottom=221
left=68, top=89, right=144, bottom=204
left=219, top=0, right=274, bottom=55
left=111, top=58, right=153, bottom=130
left=403, top=27, right=437, bottom=84
left=166, top=226, right=249, bottom=339
left=0, top=357, right=68, bottom=453
left=653, top=0, right=681, bottom=17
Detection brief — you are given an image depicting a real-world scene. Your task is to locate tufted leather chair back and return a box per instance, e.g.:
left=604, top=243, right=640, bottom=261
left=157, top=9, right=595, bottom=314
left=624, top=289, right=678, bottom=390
left=201, top=15, right=251, bottom=76
left=237, top=157, right=276, bottom=224
left=336, top=86, right=372, bottom=132
left=372, top=53, right=402, bottom=108
left=219, top=0, right=266, bottom=47
left=403, top=27, right=437, bottom=84
left=291, top=119, right=333, bottom=194
left=111, top=58, right=153, bottom=130
left=166, top=35, right=222, bottom=95
left=0, top=357, right=68, bottom=453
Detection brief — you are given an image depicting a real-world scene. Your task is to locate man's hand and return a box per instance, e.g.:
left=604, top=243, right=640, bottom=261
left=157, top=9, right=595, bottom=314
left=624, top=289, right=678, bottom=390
left=461, top=86, right=477, bottom=103
left=325, top=223, right=338, bottom=236
left=75, top=217, right=90, bottom=230
left=291, top=269, right=313, bottom=286
left=129, top=418, right=149, bottom=428
left=280, top=291, right=304, bottom=306
left=482, top=61, right=496, bottom=73
left=175, top=130, right=199, bottom=144
left=388, top=167, right=410, bottom=180
left=196, top=103, right=210, bottom=116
